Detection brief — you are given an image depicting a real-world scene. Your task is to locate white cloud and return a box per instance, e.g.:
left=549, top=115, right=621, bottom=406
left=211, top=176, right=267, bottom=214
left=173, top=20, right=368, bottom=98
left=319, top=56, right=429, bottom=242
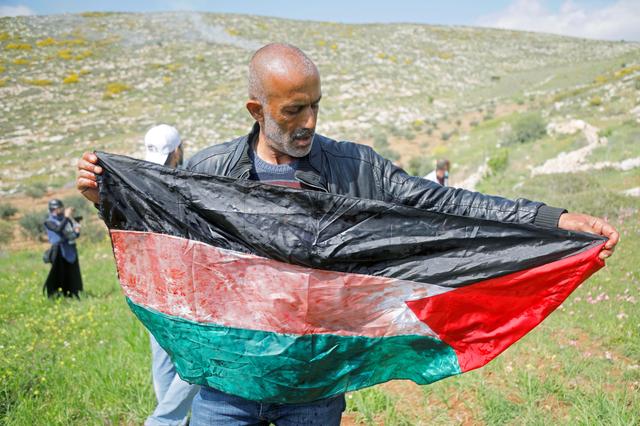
left=477, top=0, right=640, bottom=42
left=0, top=5, right=35, bottom=17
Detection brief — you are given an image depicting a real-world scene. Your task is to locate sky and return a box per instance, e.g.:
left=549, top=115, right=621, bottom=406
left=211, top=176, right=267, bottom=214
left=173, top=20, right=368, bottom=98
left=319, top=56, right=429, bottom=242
left=1, top=0, right=639, bottom=42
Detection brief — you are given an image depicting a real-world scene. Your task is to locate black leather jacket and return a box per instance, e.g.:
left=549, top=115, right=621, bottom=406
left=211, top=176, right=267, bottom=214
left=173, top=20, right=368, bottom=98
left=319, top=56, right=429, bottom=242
left=186, top=123, right=564, bottom=228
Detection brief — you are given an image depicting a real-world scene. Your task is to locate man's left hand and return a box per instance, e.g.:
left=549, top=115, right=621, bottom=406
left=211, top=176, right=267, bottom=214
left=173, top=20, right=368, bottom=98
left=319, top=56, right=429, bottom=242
left=558, top=213, right=619, bottom=260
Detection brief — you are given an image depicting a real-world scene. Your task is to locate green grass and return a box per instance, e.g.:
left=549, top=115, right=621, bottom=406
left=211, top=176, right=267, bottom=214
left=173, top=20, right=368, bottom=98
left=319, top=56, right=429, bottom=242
left=0, top=241, right=155, bottom=425
left=589, top=120, right=640, bottom=164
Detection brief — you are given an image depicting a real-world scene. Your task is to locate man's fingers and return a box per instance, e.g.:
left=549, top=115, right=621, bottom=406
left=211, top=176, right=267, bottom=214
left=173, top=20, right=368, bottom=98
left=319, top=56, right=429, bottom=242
left=77, top=169, right=97, bottom=182
left=599, top=249, right=613, bottom=260
left=82, top=151, right=98, bottom=164
left=604, top=231, right=619, bottom=250
left=77, top=158, right=102, bottom=174
left=77, top=177, right=98, bottom=189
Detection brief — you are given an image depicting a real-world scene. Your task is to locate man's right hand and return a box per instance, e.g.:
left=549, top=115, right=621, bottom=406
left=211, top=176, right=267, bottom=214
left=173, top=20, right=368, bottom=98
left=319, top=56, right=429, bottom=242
left=76, top=151, right=102, bottom=204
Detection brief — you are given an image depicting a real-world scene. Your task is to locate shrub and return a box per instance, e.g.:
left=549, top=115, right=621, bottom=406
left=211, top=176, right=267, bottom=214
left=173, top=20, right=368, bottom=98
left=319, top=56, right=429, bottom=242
left=0, top=78, right=6, bottom=87
left=104, top=82, right=130, bottom=99
left=225, top=28, right=240, bottom=36
left=25, top=182, right=47, bottom=198
left=80, top=220, right=107, bottom=242
left=0, top=203, right=18, bottom=219
left=75, top=50, right=92, bottom=60
left=373, top=134, right=400, bottom=161
left=12, top=58, right=30, bottom=65
left=373, top=134, right=389, bottom=149
left=36, top=37, right=57, bottom=47
left=594, top=75, right=608, bottom=84
left=0, top=221, right=13, bottom=248
left=5, top=43, right=31, bottom=50
left=487, top=149, right=509, bottom=175
left=80, top=11, right=112, bottom=18
left=63, top=73, right=79, bottom=84
left=376, top=146, right=400, bottom=162
left=24, top=79, right=53, bottom=86
left=599, top=127, right=613, bottom=138
left=61, top=195, right=93, bottom=218
left=0, top=65, right=5, bottom=73
left=407, top=156, right=432, bottom=177
left=57, top=49, right=73, bottom=60
left=412, top=119, right=425, bottom=130
left=589, top=96, right=602, bottom=107
left=504, top=113, right=546, bottom=145
left=19, top=210, right=47, bottom=240
left=58, top=38, right=86, bottom=46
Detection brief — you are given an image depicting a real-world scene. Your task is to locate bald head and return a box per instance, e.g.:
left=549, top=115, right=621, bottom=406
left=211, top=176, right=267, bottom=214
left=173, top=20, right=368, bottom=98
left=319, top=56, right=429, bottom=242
left=248, top=43, right=319, bottom=103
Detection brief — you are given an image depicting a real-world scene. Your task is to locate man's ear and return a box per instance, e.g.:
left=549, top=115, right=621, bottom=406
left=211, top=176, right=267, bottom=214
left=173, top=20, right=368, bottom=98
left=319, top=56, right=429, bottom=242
left=246, top=99, right=264, bottom=122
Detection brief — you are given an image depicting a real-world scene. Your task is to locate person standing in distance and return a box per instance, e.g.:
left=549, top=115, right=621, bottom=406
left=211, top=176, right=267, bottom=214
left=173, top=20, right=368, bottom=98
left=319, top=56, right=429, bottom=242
left=424, top=159, right=450, bottom=186
left=142, top=124, right=200, bottom=426
left=43, top=199, right=83, bottom=298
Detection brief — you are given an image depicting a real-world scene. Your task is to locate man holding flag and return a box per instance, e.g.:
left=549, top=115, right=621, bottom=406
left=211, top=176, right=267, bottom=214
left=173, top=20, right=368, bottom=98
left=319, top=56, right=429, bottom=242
left=77, top=43, right=618, bottom=425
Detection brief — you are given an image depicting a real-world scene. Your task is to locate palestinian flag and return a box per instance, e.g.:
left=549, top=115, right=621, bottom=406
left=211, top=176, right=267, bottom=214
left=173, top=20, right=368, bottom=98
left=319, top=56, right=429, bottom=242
left=96, top=151, right=605, bottom=404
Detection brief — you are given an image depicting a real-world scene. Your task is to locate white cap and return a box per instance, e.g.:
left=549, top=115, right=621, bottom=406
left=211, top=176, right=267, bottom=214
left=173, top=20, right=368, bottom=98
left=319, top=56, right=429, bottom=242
left=144, top=124, right=181, bottom=165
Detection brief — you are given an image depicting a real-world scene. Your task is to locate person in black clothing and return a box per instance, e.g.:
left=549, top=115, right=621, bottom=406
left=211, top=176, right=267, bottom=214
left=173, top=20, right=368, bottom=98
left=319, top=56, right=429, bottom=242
left=43, top=199, right=83, bottom=298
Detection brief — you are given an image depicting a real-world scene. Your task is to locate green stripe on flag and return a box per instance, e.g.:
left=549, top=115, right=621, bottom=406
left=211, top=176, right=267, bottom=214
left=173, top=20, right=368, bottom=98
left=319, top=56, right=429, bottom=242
left=128, top=298, right=461, bottom=403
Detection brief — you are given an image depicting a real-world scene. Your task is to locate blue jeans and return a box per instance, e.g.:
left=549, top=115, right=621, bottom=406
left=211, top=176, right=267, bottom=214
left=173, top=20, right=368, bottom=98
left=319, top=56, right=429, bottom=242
left=190, top=386, right=345, bottom=425
left=145, top=334, right=201, bottom=426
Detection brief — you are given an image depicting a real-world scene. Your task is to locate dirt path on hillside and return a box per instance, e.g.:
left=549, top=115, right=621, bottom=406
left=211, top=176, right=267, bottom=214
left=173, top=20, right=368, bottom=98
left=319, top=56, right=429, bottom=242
left=531, top=120, right=607, bottom=176
left=456, top=118, right=640, bottom=191
left=532, top=119, right=640, bottom=176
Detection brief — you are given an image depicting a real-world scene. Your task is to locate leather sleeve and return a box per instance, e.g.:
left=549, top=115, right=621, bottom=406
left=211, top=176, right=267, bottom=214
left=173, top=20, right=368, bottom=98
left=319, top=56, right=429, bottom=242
left=374, top=154, right=565, bottom=227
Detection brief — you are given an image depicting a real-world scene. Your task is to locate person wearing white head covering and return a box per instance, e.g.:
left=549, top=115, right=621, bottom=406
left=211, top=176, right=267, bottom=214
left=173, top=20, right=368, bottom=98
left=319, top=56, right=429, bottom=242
left=424, top=158, right=450, bottom=186
left=143, top=125, right=197, bottom=426
left=144, top=124, right=184, bottom=167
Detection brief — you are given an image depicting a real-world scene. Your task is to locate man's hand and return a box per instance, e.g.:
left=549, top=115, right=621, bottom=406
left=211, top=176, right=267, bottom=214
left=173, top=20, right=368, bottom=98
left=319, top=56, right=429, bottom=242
left=76, top=151, right=102, bottom=204
left=558, top=213, right=619, bottom=260
left=64, top=207, right=74, bottom=218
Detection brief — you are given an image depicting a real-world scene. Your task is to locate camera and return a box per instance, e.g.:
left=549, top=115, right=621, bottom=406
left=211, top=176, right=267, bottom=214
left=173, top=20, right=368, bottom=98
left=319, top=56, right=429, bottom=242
left=73, top=216, right=83, bottom=222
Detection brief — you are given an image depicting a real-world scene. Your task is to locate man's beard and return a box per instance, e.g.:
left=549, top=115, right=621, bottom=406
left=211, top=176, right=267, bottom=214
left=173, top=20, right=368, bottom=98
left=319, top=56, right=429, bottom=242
left=263, top=115, right=315, bottom=158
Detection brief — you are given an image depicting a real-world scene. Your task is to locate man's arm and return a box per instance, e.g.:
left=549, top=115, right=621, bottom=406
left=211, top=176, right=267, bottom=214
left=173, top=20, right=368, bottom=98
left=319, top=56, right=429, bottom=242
left=44, top=217, right=69, bottom=233
left=377, top=156, right=618, bottom=260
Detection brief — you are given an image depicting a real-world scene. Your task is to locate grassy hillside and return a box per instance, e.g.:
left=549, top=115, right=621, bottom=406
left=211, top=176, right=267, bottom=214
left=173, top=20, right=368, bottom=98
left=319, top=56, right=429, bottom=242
left=1, top=11, right=639, bottom=425
left=1, top=12, right=639, bottom=193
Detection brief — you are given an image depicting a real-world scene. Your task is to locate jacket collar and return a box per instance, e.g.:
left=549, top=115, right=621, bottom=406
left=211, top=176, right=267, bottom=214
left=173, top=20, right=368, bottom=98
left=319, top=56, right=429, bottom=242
left=228, top=122, right=327, bottom=191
